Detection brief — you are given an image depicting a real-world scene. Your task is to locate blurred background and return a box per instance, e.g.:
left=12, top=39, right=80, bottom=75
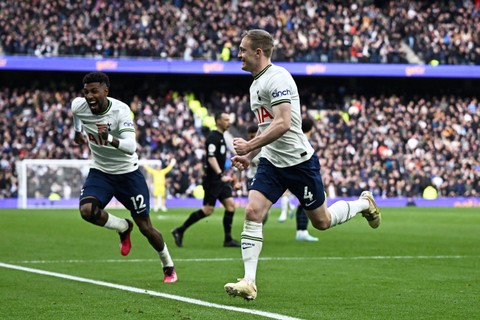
left=0, top=0, right=479, bottom=207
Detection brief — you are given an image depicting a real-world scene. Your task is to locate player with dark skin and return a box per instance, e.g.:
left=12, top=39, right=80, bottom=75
left=75, top=81, right=163, bottom=249
left=73, top=72, right=176, bottom=282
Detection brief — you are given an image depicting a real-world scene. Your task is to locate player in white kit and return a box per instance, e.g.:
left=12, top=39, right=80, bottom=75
left=224, top=30, right=381, bottom=300
left=72, top=72, right=177, bottom=283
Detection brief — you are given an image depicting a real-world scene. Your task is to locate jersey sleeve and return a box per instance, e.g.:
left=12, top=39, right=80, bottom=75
left=118, top=105, right=135, bottom=134
left=71, top=97, right=84, bottom=114
left=268, top=69, right=293, bottom=107
left=144, top=165, right=155, bottom=174
left=117, top=130, right=136, bottom=155
left=71, top=97, right=84, bottom=131
left=206, top=135, right=217, bottom=157
left=161, top=161, right=174, bottom=174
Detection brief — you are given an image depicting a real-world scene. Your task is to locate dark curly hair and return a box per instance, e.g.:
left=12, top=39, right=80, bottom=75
left=82, top=72, right=110, bottom=88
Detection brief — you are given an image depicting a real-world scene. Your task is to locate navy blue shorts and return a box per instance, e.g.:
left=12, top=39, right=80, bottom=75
left=80, top=168, right=150, bottom=217
left=250, top=154, right=325, bottom=210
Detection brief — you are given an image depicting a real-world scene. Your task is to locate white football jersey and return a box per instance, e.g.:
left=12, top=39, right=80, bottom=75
left=71, top=97, right=138, bottom=174
left=250, top=64, right=313, bottom=167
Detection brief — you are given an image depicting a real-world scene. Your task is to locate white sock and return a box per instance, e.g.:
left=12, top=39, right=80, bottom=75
left=328, top=199, right=368, bottom=227
left=158, top=243, right=174, bottom=268
left=158, top=196, right=163, bottom=209
left=279, top=196, right=289, bottom=219
left=296, top=230, right=306, bottom=237
left=104, top=213, right=129, bottom=232
left=152, top=196, right=160, bottom=211
left=288, top=195, right=296, bottom=211
left=289, top=202, right=296, bottom=212
left=241, top=220, right=263, bottom=283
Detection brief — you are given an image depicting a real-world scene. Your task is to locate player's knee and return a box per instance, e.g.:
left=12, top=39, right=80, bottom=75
left=244, top=205, right=264, bottom=222
left=310, top=220, right=330, bottom=231
left=79, top=197, right=102, bottom=222
left=223, top=199, right=236, bottom=212
left=202, top=206, right=215, bottom=216
left=78, top=203, right=92, bottom=221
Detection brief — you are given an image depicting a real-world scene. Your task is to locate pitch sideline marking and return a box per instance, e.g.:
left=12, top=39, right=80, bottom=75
left=9, top=254, right=479, bottom=264
left=0, top=262, right=301, bottom=320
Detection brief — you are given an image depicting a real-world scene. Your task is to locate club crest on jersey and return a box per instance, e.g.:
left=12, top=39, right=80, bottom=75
left=107, top=122, right=112, bottom=131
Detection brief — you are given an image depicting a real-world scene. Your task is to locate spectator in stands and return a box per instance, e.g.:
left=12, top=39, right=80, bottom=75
left=1, top=1, right=478, bottom=64
left=1, top=81, right=479, bottom=200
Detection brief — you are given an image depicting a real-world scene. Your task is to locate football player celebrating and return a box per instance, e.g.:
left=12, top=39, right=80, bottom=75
left=224, top=29, right=381, bottom=300
left=72, top=71, right=177, bottom=283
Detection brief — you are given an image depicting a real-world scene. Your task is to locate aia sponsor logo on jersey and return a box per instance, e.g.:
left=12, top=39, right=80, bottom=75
left=254, top=106, right=273, bottom=124
left=88, top=133, right=108, bottom=145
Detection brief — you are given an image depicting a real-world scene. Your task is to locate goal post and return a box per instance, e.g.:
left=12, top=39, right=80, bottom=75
left=15, top=159, right=162, bottom=209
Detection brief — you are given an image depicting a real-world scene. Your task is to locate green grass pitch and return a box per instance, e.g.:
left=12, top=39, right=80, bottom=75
left=0, top=207, right=479, bottom=319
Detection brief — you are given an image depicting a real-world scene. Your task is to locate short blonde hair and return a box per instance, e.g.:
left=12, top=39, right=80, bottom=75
left=241, top=29, right=274, bottom=58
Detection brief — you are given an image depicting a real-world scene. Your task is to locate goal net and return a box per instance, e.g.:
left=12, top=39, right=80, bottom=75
left=15, top=159, right=162, bottom=209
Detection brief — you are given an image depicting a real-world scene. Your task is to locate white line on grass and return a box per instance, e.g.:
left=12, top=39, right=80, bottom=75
left=0, top=262, right=301, bottom=320
left=10, top=255, right=479, bottom=264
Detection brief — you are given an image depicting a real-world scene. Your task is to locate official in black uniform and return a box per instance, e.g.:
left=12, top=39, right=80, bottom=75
left=172, top=111, right=240, bottom=247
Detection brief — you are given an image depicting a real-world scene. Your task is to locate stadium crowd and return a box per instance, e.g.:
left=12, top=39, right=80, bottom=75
left=0, top=83, right=478, bottom=201
left=1, top=0, right=479, bottom=65
left=0, top=0, right=479, bottom=202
